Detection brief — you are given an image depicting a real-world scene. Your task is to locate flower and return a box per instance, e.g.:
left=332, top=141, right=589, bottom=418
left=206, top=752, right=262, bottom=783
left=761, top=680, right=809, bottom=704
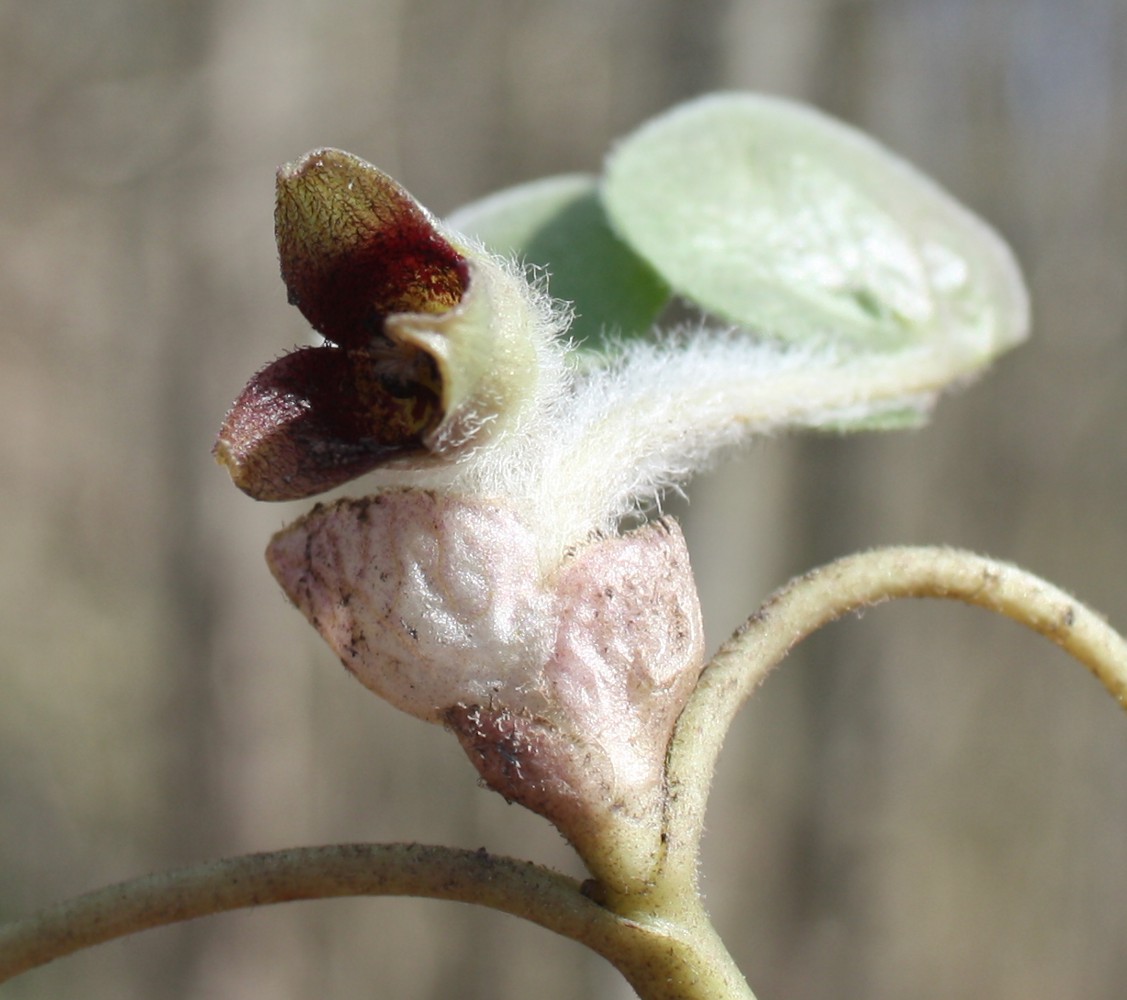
left=215, top=100, right=1028, bottom=886
left=214, top=148, right=564, bottom=502
left=213, top=148, right=703, bottom=886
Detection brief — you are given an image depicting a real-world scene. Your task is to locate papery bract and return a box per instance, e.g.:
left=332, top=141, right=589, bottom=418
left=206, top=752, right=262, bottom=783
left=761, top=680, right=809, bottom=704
left=266, top=491, right=704, bottom=888
left=265, top=491, right=557, bottom=720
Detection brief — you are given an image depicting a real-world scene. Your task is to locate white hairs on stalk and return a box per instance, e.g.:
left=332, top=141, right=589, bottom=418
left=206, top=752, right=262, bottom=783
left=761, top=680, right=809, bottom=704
left=355, top=239, right=1001, bottom=567
left=470, top=324, right=992, bottom=563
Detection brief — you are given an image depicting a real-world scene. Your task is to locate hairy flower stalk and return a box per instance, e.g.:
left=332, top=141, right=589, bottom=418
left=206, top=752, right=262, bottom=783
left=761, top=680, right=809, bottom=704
left=470, top=330, right=1007, bottom=562
left=214, top=108, right=1027, bottom=892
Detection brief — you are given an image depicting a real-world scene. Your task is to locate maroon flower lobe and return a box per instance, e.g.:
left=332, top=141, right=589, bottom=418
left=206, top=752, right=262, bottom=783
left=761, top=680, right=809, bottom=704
left=275, top=148, right=469, bottom=347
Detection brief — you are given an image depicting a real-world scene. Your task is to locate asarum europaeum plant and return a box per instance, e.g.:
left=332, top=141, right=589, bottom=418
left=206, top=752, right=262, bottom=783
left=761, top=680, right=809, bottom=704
left=6, top=94, right=1126, bottom=1000
left=213, top=94, right=1030, bottom=885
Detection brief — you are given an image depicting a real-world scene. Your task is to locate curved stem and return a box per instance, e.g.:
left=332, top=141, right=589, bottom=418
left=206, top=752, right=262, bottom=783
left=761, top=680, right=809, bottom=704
left=662, top=545, right=1127, bottom=886
left=0, top=841, right=756, bottom=999
left=0, top=844, right=600, bottom=984
left=27, top=547, right=1120, bottom=1000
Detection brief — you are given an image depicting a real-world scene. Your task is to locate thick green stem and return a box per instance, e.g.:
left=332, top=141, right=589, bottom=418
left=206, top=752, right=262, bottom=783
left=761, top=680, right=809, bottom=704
left=607, top=896, right=757, bottom=1000
left=662, top=545, right=1127, bottom=886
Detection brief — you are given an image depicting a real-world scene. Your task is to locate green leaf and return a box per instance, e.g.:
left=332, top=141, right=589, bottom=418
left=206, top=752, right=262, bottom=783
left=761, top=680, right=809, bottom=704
left=602, top=93, right=1028, bottom=355
left=446, top=174, right=670, bottom=348
left=821, top=406, right=930, bottom=433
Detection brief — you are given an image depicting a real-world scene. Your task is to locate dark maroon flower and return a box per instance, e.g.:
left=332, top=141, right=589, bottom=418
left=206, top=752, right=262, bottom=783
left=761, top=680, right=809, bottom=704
left=215, top=148, right=470, bottom=501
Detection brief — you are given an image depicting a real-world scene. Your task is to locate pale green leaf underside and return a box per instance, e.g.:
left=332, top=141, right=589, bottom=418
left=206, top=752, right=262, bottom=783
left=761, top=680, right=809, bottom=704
left=820, top=405, right=929, bottom=433
left=446, top=174, right=669, bottom=347
left=602, top=93, right=1029, bottom=355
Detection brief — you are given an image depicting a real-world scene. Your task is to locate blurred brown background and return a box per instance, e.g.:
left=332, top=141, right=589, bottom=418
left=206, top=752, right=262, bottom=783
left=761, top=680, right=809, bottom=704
left=2, top=1, right=1126, bottom=998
